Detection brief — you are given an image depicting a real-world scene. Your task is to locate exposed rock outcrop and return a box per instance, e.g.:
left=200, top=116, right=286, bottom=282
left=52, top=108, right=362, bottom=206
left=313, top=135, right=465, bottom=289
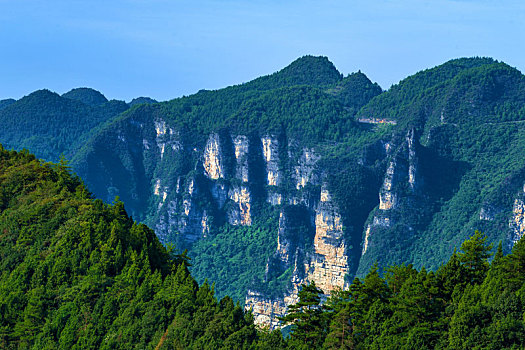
left=234, top=135, right=250, bottom=182
left=262, top=136, right=281, bottom=186
left=228, top=185, right=252, bottom=226
left=203, top=133, right=226, bottom=180
left=293, top=148, right=320, bottom=190
left=509, top=184, right=525, bottom=247
left=245, top=184, right=350, bottom=329
left=362, top=129, right=420, bottom=256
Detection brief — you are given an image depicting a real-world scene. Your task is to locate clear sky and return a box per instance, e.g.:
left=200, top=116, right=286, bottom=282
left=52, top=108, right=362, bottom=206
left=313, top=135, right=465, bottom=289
left=1, top=0, right=524, bottom=102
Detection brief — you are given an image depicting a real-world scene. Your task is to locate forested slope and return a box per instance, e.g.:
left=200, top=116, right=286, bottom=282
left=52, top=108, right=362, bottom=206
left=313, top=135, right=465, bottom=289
left=0, top=88, right=130, bottom=162
left=0, top=146, right=257, bottom=349
left=0, top=145, right=523, bottom=349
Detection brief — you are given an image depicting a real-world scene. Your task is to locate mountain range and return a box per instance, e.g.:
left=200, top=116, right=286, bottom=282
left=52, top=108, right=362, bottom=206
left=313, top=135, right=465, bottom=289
left=1, top=55, right=525, bottom=328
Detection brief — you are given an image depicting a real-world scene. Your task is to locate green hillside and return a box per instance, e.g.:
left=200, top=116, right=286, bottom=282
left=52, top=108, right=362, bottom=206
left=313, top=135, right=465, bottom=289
left=0, top=146, right=257, bottom=349
left=2, top=56, right=525, bottom=325
left=1, top=145, right=523, bottom=349
left=355, top=58, right=525, bottom=274
left=62, top=87, right=109, bottom=106
left=0, top=89, right=129, bottom=162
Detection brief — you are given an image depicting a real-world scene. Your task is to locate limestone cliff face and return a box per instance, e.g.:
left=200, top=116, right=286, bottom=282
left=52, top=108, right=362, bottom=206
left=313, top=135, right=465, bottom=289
left=140, top=123, right=350, bottom=329
left=203, top=133, right=226, bottom=180
left=293, top=148, right=320, bottom=190
left=234, top=135, right=249, bottom=183
left=155, top=176, right=210, bottom=243
left=307, top=186, right=349, bottom=292
left=362, top=129, right=420, bottom=256
left=262, top=136, right=281, bottom=187
left=78, top=111, right=375, bottom=330
left=509, top=197, right=525, bottom=246
left=245, top=183, right=350, bottom=329
left=228, top=185, right=252, bottom=226
left=509, top=184, right=525, bottom=247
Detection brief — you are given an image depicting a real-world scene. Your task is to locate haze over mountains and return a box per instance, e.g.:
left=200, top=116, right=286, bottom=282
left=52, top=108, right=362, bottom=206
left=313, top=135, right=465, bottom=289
left=1, top=55, right=525, bottom=330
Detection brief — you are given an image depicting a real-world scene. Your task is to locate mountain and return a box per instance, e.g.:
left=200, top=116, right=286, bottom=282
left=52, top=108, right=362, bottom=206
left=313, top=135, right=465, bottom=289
left=129, top=97, right=158, bottom=106
left=0, top=99, right=15, bottom=110
left=62, top=87, right=109, bottom=106
left=356, top=59, right=525, bottom=275
left=0, top=89, right=129, bottom=161
left=2, top=55, right=525, bottom=330
left=0, top=146, right=258, bottom=348
left=1, top=145, right=523, bottom=349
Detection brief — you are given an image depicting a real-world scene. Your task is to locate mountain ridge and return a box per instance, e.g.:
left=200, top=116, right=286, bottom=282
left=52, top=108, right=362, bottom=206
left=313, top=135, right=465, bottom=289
left=1, top=55, right=524, bottom=330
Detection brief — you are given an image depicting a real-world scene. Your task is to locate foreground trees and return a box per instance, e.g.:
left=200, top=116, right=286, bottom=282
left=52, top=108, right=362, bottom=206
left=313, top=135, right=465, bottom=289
left=281, top=231, right=525, bottom=349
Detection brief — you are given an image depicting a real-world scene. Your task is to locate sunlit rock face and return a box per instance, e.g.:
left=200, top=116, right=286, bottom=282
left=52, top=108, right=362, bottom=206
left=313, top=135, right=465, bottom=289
left=362, top=129, right=420, bottom=256
left=203, top=133, right=225, bottom=180
left=234, top=135, right=250, bottom=183
left=245, top=184, right=350, bottom=330
left=261, top=136, right=281, bottom=186
left=509, top=184, right=525, bottom=247
left=228, top=185, right=252, bottom=226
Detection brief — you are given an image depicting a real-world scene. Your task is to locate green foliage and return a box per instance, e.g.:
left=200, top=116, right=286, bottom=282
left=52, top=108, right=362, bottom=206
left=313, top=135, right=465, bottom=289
left=280, top=282, right=329, bottom=349
left=326, top=71, right=383, bottom=115
left=0, top=99, right=15, bottom=110
left=189, top=219, right=279, bottom=303
left=0, top=146, right=258, bottom=349
left=0, top=90, right=128, bottom=161
left=282, top=232, right=525, bottom=349
left=62, top=87, right=108, bottom=106
left=0, top=89, right=129, bottom=162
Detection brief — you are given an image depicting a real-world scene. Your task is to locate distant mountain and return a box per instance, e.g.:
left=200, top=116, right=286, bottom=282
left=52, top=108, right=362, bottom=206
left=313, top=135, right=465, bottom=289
left=129, top=96, right=158, bottom=106
left=0, top=89, right=129, bottom=161
left=0, top=99, right=15, bottom=110
left=62, top=87, right=108, bottom=106
left=326, top=71, right=383, bottom=114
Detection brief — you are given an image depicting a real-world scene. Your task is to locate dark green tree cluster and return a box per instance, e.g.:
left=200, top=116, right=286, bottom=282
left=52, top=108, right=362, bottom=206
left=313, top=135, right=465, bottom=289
left=281, top=231, right=525, bottom=349
left=0, top=88, right=130, bottom=162
left=0, top=145, right=257, bottom=349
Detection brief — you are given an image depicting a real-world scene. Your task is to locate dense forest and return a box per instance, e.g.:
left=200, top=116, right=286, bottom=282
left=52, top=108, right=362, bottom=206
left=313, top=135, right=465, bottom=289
left=0, top=88, right=157, bottom=163
left=0, top=146, right=256, bottom=349
left=2, top=56, right=525, bottom=347
left=0, top=145, right=523, bottom=349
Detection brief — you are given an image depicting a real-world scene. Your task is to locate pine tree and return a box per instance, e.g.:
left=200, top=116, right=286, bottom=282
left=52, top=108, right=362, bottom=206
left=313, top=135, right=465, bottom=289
left=280, top=282, right=328, bottom=348
left=457, top=230, right=493, bottom=285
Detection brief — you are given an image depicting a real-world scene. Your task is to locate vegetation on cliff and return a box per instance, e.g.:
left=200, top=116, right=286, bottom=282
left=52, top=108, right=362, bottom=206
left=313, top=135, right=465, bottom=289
left=3, top=55, right=525, bottom=323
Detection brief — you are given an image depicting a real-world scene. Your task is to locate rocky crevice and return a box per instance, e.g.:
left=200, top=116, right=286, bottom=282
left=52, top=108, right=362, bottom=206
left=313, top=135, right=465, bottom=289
left=362, top=129, right=421, bottom=256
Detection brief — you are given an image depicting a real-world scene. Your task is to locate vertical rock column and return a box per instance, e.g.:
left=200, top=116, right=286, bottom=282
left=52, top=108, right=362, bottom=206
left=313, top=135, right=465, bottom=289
left=509, top=183, right=525, bottom=247
left=228, top=135, right=252, bottom=226
left=304, top=186, right=350, bottom=292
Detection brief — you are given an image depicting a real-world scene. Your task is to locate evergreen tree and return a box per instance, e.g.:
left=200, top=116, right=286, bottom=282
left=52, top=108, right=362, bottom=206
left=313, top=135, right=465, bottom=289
left=280, top=282, right=328, bottom=348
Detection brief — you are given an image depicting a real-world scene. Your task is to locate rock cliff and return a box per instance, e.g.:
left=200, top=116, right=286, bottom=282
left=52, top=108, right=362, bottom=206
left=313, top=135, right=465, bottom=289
left=70, top=56, right=525, bottom=331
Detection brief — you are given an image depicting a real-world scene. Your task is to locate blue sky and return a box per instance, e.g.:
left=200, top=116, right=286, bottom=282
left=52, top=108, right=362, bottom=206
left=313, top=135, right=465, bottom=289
left=1, top=0, right=524, bottom=102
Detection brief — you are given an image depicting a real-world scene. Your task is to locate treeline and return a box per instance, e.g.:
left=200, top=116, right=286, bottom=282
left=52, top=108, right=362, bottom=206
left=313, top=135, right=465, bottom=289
left=279, top=231, right=525, bottom=349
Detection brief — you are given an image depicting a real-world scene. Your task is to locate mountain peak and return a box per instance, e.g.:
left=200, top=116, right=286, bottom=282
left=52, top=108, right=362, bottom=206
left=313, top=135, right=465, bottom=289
left=278, top=55, right=342, bottom=86
left=129, top=97, right=158, bottom=107
left=0, top=98, right=16, bottom=111
left=62, top=87, right=108, bottom=107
